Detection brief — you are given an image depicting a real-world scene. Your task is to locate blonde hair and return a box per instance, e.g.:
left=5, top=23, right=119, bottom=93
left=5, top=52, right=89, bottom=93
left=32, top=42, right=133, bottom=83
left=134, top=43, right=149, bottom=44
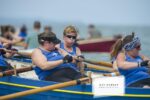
left=63, top=25, right=78, bottom=36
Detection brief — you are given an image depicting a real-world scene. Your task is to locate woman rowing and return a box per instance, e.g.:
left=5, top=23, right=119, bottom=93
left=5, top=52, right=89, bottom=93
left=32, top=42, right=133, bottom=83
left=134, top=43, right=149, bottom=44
left=32, top=32, right=82, bottom=82
left=56, top=25, right=85, bottom=74
left=0, top=39, right=15, bottom=71
left=1, top=25, right=24, bottom=49
left=111, top=33, right=150, bottom=87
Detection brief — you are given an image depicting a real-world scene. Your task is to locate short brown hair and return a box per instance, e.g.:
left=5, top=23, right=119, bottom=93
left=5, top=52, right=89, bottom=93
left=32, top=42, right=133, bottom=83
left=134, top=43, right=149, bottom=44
left=34, top=21, right=41, bottom=29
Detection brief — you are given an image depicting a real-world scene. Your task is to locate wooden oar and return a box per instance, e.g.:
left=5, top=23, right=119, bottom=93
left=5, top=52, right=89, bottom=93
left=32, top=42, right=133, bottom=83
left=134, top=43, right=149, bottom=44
left=103, top=72, right=120, bottom=76
left=0, top=77, right=89, bottom=100
left=56, top=47, right=112, bottom=68
left=0, top=66, right=33, bottom=77
left=83, top=59, right=112, bottom=68
left=0, top=48, right=32, bottom=58
left=86, top=71, right=120, bottom=78
left=73, top=55, right=112, bottom=68
left=85, top=64, right=115, bottom=72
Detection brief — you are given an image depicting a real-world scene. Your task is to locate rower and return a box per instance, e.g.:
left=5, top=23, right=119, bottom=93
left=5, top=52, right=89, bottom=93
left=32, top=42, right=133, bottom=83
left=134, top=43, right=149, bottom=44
left=111, top=32, right=150, bottom=87
left=0, top=41, right=14, bottom=71
left=87, top=24, right=101, bottom=39
left=24, top=21, right=41, bottom=49
left=32, top=32, right=82, bottom=82
left=44, top=26, right=52, bottom=34
left=0, top=25, right=24, bottom=49
left=56, top=25, right=85, bottom=75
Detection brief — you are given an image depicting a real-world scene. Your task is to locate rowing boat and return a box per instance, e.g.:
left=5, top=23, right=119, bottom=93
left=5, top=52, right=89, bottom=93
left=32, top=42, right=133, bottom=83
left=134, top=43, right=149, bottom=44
left=78, top=37, right=116, bottom=52
left=0, top=57, right=150, bottom=100
left=0, top=75, right=150, bottom=100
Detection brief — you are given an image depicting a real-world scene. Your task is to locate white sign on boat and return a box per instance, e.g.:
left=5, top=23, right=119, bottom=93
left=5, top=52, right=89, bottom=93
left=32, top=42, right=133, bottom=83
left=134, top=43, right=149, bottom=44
left=92, top=74, right=125, bottom=97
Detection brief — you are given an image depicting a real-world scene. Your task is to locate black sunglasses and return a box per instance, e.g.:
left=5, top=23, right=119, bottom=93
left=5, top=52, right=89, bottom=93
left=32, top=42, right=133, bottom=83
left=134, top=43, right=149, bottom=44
left=66, top=35, right=77, bottom=40
left=135, top=45, right=141, bottom=50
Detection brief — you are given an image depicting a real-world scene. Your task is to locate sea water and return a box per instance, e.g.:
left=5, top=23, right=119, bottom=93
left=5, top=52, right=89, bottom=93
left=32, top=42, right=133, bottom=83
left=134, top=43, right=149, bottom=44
left=1, top=20, right=150, bottom=61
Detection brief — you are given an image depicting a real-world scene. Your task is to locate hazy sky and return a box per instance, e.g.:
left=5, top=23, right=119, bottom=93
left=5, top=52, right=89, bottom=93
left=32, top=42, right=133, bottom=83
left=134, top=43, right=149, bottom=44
left=0, top=0, right=150, bottom=25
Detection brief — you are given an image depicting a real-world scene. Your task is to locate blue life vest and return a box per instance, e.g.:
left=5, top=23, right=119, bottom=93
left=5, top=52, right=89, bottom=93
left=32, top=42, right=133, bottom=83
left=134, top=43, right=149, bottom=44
left=60, top=43, right=76, bottom=55
left=34, top=48, right=79, bottom=80
left=118, top=54, right=150, bottom=86
left=0, top=44, right=10, bottom=70
left=60, top=43, right=78, bottom=68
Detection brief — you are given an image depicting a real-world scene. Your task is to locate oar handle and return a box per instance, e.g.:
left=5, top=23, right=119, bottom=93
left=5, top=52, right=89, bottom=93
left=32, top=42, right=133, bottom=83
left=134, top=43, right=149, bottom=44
left=0, top=77, right=89, bottom=100
left=0, top=66, right=33, bottom=77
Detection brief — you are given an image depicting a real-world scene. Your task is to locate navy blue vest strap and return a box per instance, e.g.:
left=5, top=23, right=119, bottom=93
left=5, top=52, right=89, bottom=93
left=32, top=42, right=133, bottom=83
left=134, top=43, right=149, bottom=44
left=118, top=54, right=150, bottom=86
left=60, top=43, right=76, bottom=55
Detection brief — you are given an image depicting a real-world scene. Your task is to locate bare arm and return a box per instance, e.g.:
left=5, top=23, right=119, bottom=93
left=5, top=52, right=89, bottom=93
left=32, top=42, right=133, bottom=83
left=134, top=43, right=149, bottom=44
left=0, top=37, right=12, bottom=44
left=0, top=37, right=21, bottom=46
left=76, top=47, right=81, bottom=56
left=17, top=51, right=32, bottom=58
left=116, top=53, right=138, bottom=69
left=55, top=45, right=79, bottom=64
left=32, top=49, right=64, bottom=70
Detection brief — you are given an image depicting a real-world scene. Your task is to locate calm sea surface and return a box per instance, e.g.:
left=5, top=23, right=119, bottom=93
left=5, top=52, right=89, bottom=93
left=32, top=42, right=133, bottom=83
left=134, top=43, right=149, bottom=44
left=82, top=25, right=150, bottom=62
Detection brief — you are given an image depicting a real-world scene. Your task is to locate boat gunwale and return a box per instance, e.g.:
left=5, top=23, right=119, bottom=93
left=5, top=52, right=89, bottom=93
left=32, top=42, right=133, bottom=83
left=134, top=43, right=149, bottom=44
left=78, top=37, right=115, bottom=44
left=0, top=80, right=150, bottom=98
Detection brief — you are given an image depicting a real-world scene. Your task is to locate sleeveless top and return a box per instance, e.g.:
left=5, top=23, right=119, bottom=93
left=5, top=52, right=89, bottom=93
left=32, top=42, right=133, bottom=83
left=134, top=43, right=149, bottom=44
left=34, top=48, right=79, bottom=80
left=0, top=43, right=10, bottom=70
left=117, top=54, right=150, bottom=86
left=60, top=43, right=78, bottom=67
left=60, top=43, right=76, bottom=55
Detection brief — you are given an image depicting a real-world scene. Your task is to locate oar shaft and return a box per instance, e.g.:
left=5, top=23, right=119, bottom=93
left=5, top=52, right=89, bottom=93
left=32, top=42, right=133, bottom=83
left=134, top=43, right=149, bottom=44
left=84, top=59, right=112, bottom=68
left=103, top=72, right=120, bottom=76
left=0, top=77, right=89, bottom=100
left=0, top=66, right=33, bottom=77
left=86, top=64, right=115, bottom=72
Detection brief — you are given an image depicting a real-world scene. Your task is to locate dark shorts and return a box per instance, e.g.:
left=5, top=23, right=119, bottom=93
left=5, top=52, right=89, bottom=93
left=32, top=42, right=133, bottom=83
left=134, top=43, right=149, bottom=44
left=45, top=67, right=83, bottom=82
left=128, top=78, right=150, bottom=87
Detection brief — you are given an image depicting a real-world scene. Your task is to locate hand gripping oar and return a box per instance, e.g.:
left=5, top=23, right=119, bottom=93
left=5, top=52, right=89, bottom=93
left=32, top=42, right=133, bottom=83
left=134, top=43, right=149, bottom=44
left=0, top=66, right=33, bottom=77
left=56, top=47, right=112, bottom=68
left=0, top=77, right=89, bottom=100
